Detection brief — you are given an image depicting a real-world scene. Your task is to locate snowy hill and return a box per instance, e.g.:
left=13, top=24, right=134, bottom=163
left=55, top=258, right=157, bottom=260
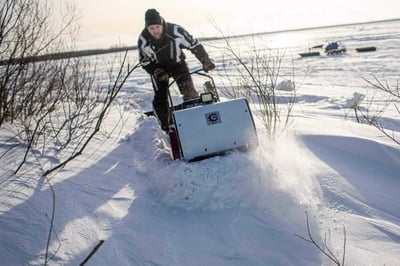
left=1, top=20, right=400, bottom=265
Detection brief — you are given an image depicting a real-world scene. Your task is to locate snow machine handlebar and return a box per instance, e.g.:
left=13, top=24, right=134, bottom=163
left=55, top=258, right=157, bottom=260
left=166, top=68, right=215, bottom=90
left=144, top=70, right=219, bottom=117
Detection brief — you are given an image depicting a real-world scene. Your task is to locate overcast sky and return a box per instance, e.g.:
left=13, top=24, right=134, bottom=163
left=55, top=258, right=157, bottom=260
left=68, top=0, right=400, bottom=49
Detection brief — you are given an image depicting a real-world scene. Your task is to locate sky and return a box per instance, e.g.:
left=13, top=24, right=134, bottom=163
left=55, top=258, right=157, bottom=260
left=67, top=0, right=400, bottom=49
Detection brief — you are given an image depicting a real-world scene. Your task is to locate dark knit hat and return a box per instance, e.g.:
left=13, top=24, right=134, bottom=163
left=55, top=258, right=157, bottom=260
left=145, top=9, right=163, bottom=27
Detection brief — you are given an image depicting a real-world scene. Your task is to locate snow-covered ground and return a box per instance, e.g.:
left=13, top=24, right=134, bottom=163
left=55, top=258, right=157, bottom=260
left=1, top=20, right=400, bottom=265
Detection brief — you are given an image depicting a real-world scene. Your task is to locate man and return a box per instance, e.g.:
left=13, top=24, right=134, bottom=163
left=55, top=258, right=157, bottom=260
left=138, top=8, right=215, bottom=132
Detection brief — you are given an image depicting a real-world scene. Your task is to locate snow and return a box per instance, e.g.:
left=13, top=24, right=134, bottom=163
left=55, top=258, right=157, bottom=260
left=1, top=20, right=400, bottom=265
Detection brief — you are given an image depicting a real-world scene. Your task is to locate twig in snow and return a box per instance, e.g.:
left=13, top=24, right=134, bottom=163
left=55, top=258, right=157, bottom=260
left=295, top=211, right=346, bottom=266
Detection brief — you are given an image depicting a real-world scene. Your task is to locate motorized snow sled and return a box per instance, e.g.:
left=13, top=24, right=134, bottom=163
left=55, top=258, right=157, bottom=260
left=324, top=41, right=346, bottom=55
left=145, top=71, right=258, bottom=162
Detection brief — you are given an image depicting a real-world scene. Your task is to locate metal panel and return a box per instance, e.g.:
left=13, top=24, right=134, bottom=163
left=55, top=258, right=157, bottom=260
left=173, top=98, right=258, bottom=160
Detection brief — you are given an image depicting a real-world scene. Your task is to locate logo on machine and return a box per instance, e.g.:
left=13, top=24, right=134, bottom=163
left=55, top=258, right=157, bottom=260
left=205, top=111, right=221, bottom=125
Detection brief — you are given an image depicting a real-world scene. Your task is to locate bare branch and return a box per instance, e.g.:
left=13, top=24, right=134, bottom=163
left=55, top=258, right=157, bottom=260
left=295, top=211, right=346, bottom=266
left=357, top=77, right=400, bottom=145
left=212, top=29, right=297, bottom=137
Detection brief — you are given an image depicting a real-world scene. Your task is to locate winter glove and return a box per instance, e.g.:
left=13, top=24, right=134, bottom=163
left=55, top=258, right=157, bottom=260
left=153, top=68, right=169, bottom=81
left=201, top=57, right=215, bottom=73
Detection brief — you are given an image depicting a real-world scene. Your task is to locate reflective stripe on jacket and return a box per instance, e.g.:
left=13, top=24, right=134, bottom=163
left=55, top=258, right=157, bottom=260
left=138, top=21, right=208, bottom=75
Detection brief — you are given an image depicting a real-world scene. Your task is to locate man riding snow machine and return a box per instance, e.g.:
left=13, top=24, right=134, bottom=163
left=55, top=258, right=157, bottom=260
left=146, top=71, right=258, bottom=162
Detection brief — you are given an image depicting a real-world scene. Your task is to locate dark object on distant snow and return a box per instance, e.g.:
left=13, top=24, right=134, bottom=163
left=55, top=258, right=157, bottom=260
left=299, top=44, right=322, bottom=58
left=299, top=51, right=321, bottom=57
left=324, top=41, right=346, bottom=55
left=311, top=44, right=324, bottom=49
left=356, top=46, right=377, bottom=52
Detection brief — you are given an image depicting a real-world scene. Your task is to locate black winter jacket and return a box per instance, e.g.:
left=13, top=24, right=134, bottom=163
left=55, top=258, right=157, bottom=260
left=138, top=21, right=208, bottom=75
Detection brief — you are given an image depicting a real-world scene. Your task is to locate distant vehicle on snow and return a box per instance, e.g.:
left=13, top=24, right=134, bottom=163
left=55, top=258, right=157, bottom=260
left=298, top=42, right=347, bottom=58
left=324, top=41, right=346, bottom=55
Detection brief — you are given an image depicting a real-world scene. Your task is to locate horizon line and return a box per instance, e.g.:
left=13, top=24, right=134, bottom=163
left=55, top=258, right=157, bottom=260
left=1, top=17, right=398, bottom=65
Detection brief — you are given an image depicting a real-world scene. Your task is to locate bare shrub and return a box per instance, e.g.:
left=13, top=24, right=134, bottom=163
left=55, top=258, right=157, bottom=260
left=212, top=33, right=297, bottom=137
left=354, top=77, right=400, bottom=145
left=0, top=1, right=142, bottom=264
left=42, top=54, right=139, bottom=265
left=0, top=0, right=99, bottom=174
left=0, top=0, right=77, bottom=125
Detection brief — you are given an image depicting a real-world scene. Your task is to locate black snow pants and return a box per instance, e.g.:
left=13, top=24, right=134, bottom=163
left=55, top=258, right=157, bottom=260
left=151, top=62, right=198, bottom=132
